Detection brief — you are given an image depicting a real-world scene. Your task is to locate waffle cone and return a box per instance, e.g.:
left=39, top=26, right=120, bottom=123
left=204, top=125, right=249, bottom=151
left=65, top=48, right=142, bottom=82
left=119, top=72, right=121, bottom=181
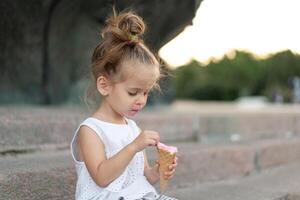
left=157, top=148, right=176, bottom=192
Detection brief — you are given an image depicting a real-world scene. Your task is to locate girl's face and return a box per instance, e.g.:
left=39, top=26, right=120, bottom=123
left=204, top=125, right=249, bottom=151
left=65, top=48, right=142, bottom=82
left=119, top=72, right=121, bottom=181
left=105, top=60, right=159, bottom=118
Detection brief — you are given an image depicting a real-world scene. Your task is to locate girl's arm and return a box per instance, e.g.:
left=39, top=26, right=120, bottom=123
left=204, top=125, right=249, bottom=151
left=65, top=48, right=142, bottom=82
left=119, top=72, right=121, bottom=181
left=143, top=151, right=160, bottom=185
left=78, top=126, right=136, bottom=187
left=78, top=126, right=159, bottom=188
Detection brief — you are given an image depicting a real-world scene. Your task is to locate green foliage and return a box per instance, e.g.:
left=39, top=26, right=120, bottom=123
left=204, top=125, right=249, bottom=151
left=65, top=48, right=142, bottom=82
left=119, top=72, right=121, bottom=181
left=172, top=50, right=300, bottom=102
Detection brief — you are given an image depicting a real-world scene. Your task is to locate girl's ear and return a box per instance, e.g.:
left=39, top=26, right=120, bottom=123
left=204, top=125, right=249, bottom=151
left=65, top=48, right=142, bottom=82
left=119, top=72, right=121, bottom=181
left=96, top=75, right=111, bottom=96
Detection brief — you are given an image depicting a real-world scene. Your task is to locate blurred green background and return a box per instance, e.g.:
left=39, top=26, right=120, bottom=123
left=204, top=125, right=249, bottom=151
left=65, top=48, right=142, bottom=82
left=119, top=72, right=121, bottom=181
left=172, top=50, right=300, bottom=103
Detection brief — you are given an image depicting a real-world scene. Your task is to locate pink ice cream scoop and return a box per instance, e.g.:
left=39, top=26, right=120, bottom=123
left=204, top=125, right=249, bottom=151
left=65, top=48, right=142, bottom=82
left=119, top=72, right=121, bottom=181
left=157, top=142, right=178, bottom=154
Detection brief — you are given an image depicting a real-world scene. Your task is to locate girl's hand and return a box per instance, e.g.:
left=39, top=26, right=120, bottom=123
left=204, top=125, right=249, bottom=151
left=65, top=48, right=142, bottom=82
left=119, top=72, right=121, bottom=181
left=130, top=130, right=160, bottom=152
left=160, top=156, right=178, bottom=180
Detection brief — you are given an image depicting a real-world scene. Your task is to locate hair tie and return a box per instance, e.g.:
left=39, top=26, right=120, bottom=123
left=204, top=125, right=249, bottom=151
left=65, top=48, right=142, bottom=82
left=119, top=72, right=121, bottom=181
left=128, top=34, right=138, bottom=42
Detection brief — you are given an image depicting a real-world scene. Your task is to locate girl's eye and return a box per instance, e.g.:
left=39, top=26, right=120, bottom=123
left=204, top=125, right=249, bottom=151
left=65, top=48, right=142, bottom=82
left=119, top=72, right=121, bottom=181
left=128, top=92, right=137, bottom=96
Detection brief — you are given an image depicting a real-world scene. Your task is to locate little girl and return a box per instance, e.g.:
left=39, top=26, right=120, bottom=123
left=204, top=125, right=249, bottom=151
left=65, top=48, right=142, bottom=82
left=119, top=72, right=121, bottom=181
left=70, top=10, right=178, bottom=200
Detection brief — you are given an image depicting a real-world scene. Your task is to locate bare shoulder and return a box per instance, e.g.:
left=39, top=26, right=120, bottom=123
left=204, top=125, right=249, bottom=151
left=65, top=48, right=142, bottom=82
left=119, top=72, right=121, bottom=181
left=77, top=125, right=102, bottom=144
left=77, top=125, right=106, bottom=176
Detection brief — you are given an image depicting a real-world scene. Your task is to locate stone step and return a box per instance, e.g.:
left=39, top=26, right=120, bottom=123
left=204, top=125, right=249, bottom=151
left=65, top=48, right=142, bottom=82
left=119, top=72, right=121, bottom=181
left=166, top=162, right=300, bottom=200
left=1, top=105, right=300, bottom=154
left=0, top=105, right=300, bottom=152
left=0, top=106, right=197, bottom=153
left=0, top=106, right=87, bottom=153
left=196, top=113, right=300, bottom=145
left=146, top=137, right=300, bottom=189
left=1, top=138, right=300, bottom=199
left=0, top=150, right=75, bottom=200
left=171, top=101, right=300, bottom=144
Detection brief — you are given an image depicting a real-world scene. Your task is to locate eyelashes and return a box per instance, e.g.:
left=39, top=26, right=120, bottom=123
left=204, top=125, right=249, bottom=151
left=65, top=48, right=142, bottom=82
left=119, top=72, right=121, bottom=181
left=127, top=91, right=149, bottom=96
left=128, top=92, right=138, bottom=96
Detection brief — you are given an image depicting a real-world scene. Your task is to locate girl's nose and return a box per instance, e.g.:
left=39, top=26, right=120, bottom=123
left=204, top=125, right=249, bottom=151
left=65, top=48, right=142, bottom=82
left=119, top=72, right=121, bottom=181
left=136, top=94, right=147, bottom=105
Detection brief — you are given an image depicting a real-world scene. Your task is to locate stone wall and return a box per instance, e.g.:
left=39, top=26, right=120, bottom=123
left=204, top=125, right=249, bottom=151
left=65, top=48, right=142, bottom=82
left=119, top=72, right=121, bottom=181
left=0, top=0, right=201, bottom=104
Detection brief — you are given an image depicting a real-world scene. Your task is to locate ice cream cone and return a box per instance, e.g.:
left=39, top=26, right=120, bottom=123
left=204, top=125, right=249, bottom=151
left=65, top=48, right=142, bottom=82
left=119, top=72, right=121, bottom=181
left=157, top=142, right=177, bottom=192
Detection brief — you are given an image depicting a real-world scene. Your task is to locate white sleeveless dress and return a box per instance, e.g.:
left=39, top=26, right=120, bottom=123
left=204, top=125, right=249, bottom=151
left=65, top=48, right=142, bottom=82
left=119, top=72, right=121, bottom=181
left=70, top=117, right=159, bottom=200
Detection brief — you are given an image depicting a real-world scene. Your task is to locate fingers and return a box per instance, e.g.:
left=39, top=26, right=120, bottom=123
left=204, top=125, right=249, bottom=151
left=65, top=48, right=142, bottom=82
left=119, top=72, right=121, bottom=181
left=148, top=136, right=159, bottom=146
left=164, top=168, right=175, bottom=179
left=168, top=162, right=177, bottom=171
left=163, top=158, right=178, bottom=179
left=173, top=156, right=178, bottom=164
left=166, top=167, right=175, bottom=174
left=143, top=130, right=160, bottom=146
left=165, top=174, right=174, bottom=180
left=151, top=132, right=160, bottom=145
left=148, top=139, right=157, bottom=146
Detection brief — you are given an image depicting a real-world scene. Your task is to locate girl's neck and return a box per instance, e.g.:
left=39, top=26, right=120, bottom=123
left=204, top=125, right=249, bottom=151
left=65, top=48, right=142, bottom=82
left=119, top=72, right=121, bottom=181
left=92, top=101, right=126, bottom=125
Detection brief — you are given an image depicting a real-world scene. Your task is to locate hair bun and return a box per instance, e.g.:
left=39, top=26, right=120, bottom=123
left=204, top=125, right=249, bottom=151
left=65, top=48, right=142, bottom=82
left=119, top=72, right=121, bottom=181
left=102, top=11, right=145, bottom=43
left=118, top=12, right=145, bottom=37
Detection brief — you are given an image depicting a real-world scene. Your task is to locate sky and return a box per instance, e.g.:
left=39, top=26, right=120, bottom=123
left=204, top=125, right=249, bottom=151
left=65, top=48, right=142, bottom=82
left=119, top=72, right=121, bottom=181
left=159, top=0, right=300, bottom=68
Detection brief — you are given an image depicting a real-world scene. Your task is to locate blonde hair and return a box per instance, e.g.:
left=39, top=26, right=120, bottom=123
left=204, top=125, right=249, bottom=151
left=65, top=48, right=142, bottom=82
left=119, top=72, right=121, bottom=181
left=84, top=9, right=161, bottom=110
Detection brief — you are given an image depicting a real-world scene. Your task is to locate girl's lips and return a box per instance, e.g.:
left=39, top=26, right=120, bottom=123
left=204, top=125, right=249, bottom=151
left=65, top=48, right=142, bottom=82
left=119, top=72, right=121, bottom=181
left=131, top=107, right=141, bottom=112
left=127, top=109, right=140, bottom=116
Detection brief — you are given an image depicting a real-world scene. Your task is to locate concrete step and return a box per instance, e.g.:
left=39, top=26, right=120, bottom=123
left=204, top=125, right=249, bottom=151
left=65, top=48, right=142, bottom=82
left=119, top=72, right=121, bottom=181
left=0, top=106, right=87, bottom=153
left=1, top=138, right=300, bottom=199
left=1, top=105, right=300, bottom=153
left=166, top=162, right=300, bottom=200
left=0, top=106, right=197, bottom=153
left=146, top=137, right=300, bottom=189
left=0, top=169, right=75, bottom=200
left=171, top=101, right=300, bottom=144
